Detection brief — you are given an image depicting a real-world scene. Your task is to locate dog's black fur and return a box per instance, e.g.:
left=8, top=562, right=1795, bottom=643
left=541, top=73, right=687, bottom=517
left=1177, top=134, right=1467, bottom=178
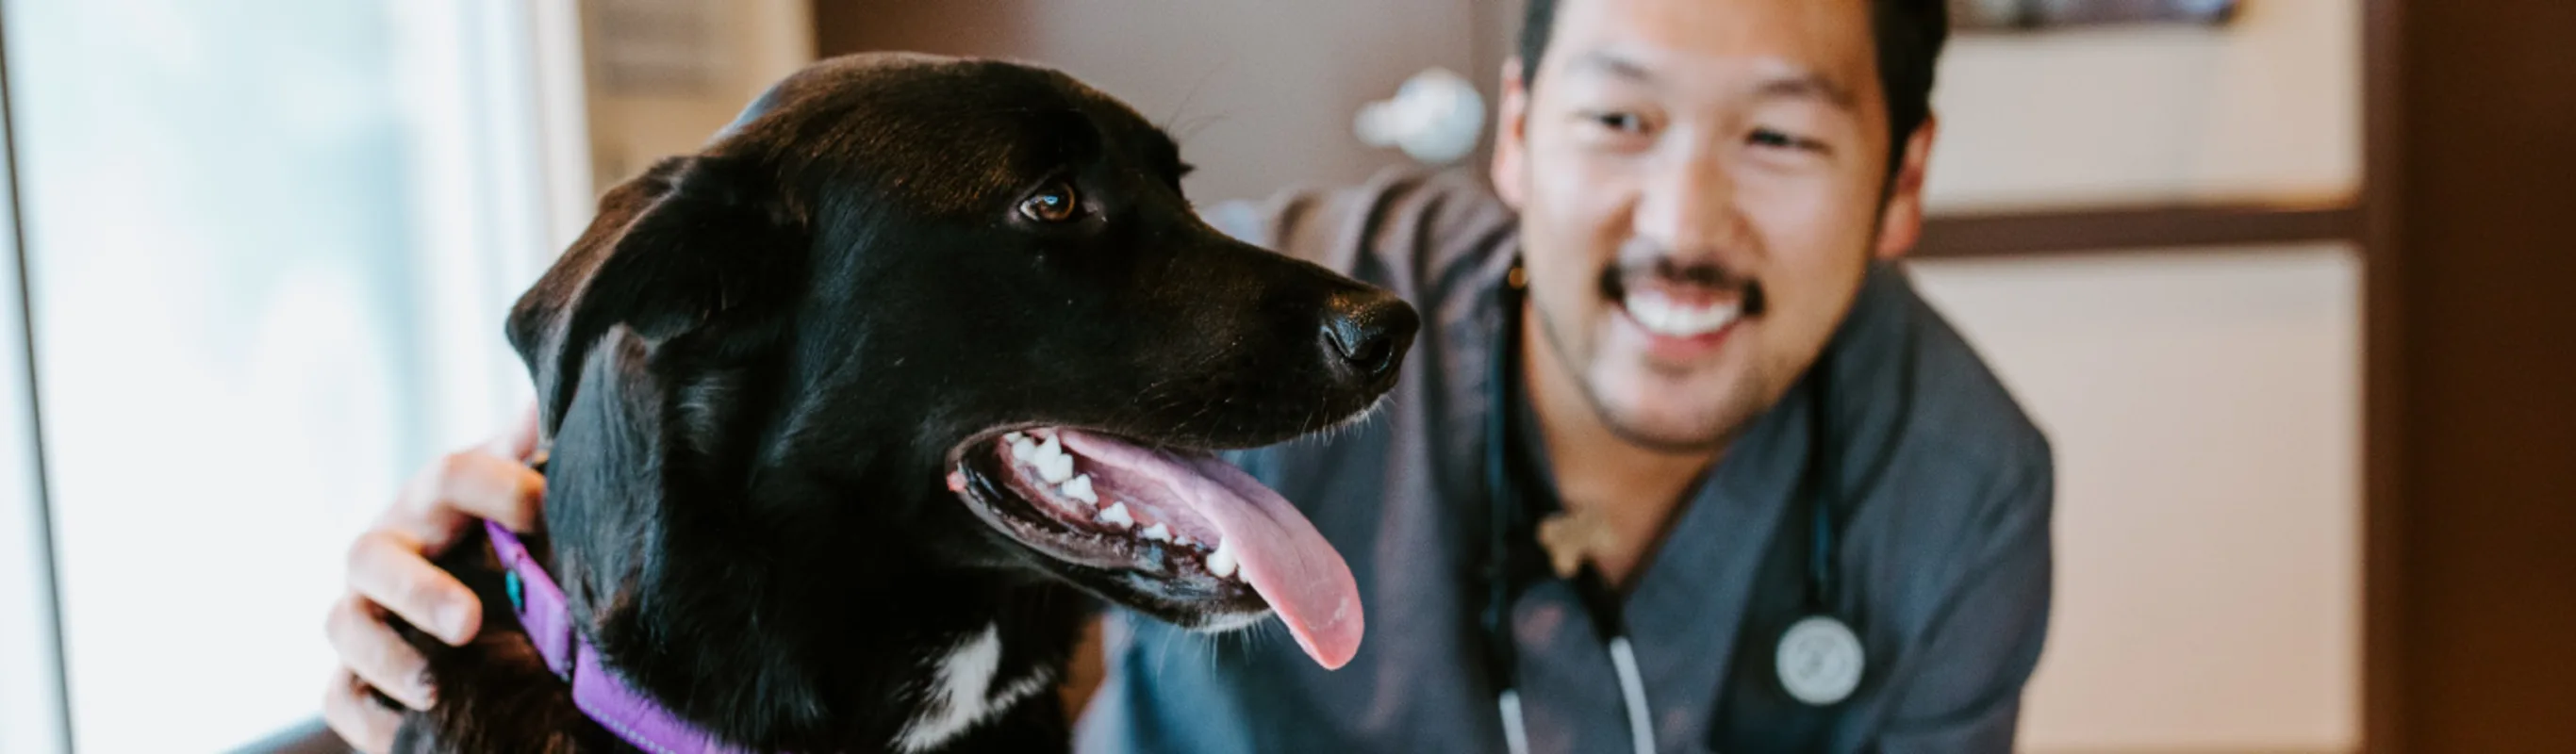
left=387, top=53, right=1416, bottom=753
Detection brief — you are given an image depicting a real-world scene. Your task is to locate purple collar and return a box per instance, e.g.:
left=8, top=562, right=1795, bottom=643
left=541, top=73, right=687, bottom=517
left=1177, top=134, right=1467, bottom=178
left=486, top=520, right=761, bottom=754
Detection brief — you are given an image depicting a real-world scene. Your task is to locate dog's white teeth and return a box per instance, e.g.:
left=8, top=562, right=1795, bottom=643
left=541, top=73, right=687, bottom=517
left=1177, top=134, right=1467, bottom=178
left=1032, top=434, right=1078, bottom=483
left=1037, top=453, right=1075, bottom=484
left=1175, top=534, right=1197, bottom=549
left=1097, top=501, right=1133, bottom=529
left=1010, top=435, right=1039, bottom=463
left=1003, top=431, right=1025, bottom=444
left=1206, top=537, right=1239, bottom=579
left=1061, top=474, right=1097, bottom=504
left=1139, top=522, right=1171, bottom=542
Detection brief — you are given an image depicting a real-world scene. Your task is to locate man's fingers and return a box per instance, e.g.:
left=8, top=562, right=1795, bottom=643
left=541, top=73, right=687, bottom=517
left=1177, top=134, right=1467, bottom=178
left=344, top=532, right=482, bottom=646
left=384, top=449, right=545, bottom=549
left=323, top=411, right=544, bottom=754
left=324, top=594, right=439, bottom=709
left=322, top=668, right=403, bottom=754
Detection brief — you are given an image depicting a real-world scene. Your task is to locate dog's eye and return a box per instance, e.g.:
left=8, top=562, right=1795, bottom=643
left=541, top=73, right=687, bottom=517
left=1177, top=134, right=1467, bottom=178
left=1018, top=181, right=1082, bottom=223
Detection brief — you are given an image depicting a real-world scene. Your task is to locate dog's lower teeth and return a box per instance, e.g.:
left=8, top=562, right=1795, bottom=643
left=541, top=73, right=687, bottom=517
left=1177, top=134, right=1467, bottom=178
left=1010, top=437, right=1038, bottom=462
left=1097, top=501, right=1133, bottom=529
left=1175, top=534, right=1196, bottom=548
left=1140, top=522, right=1170, bottom=542
left=1206, top=537, right=1238, bottom=579
left=1062, top=474, right=1097, bottom=504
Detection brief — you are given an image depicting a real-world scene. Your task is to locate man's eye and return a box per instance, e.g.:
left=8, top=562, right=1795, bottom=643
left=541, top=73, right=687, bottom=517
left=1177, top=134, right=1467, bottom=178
left=1018, top=180, right=1082, bottom=222
left=1749, top=127, right=1821, bottom=152
left=1588, top=110, right=1647, bottom=134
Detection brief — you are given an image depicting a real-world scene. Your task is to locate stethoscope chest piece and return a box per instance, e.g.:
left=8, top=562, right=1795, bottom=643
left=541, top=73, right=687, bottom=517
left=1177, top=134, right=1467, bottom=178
left=1775, top=615, right=1864, bottom=706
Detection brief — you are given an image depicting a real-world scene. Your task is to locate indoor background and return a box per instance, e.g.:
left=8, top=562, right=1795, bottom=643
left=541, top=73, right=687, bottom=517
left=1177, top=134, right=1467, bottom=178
left=0, top=1, right=2567, bottom=752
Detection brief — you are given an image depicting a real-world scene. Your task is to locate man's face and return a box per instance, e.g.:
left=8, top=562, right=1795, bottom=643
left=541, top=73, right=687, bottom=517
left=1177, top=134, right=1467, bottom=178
left=1493, top=0, right=1934, bottom=451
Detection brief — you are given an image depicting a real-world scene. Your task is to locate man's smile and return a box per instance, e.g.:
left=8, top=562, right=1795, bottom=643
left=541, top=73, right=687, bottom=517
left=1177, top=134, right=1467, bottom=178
left=1596, top=256, right=1767, bottom=362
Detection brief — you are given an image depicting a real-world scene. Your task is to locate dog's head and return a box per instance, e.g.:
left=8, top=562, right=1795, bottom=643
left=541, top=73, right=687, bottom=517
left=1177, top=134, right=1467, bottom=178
left=508, top=53, right=1412, bottom=670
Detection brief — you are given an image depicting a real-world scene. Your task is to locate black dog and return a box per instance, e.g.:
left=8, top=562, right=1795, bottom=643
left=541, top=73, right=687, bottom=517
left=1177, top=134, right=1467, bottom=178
left=389, top=53, right=1417, bottom=753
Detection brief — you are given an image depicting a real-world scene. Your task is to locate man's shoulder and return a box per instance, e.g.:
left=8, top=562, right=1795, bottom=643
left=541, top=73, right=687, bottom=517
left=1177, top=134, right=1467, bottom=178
left=1201, top=167, right=1516, bottom=302
left=1864, top=266, right=2054, bottom=501
left=1840, top=268, right=2056, bottom=629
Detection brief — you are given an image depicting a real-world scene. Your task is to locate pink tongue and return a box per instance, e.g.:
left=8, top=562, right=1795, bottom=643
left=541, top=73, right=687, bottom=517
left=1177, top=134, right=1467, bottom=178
left=1058, top=430, right=1363, bottom=669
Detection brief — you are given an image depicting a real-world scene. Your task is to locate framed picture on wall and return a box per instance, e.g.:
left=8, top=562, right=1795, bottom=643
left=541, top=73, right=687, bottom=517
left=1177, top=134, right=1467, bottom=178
left=1951, top=0, right=2241, bottom=30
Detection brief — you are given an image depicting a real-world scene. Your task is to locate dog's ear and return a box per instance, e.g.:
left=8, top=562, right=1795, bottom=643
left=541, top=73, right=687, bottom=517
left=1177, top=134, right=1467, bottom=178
left=507, top=156, right=800, bottom=434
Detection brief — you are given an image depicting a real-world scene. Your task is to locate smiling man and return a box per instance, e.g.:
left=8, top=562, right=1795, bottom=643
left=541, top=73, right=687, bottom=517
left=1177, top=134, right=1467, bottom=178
left=324, top=0, right=2050, bottom=751
left=1074, top=0, right=2052, bottom=750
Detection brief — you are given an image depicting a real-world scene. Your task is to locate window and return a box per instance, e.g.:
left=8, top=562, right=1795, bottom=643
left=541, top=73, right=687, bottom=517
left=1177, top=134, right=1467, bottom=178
left=0, top=0, right=586, bottom=750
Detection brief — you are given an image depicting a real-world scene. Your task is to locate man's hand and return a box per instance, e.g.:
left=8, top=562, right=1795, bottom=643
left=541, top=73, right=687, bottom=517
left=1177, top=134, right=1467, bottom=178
left=321, top=406, right=546, bottom=753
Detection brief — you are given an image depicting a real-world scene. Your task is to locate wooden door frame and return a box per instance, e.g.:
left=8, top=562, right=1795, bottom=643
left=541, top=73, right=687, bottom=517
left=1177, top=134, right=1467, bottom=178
left=2358, top=0, right=2404, bottom=750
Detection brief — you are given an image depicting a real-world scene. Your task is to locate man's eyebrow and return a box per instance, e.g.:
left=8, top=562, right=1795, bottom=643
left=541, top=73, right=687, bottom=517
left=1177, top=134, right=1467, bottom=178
left=1565, top=50, right=1656, bottom=85
left=1562, top=52, right=1859, bottom=114
left=1753, top=71, right=1860, bottom=113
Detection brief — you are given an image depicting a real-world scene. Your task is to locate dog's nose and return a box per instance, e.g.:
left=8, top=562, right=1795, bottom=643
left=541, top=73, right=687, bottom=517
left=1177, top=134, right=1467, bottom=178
left=1321, top=290, right=1419, bottom=380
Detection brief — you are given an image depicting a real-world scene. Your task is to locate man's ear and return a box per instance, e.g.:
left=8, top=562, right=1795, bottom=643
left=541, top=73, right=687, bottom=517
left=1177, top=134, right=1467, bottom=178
left=1873, top=115, right=1940, bottom=261
left=506, top=155, right=801, bottom=434
left=1490, top=57, right=1533, bottom=210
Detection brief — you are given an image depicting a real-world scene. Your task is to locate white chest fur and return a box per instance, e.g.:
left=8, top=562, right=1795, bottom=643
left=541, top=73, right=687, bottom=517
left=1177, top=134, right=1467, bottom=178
left=894, top=623, right=1054, bottom=752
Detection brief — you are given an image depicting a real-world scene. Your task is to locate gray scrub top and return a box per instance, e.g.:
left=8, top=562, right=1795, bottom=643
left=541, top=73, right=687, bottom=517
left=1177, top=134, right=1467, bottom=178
left=1075, top=170, right=2055, bottom=753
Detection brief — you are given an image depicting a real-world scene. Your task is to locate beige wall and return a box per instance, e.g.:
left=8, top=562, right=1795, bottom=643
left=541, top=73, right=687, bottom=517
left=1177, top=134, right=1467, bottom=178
left=1919, top=4, right=2367, bottom=752
left=815, top=0, right=1488, bottom=205
left=1912, top=247, right=2362, bottom=752
left=580, top=0, right=814, bottom=188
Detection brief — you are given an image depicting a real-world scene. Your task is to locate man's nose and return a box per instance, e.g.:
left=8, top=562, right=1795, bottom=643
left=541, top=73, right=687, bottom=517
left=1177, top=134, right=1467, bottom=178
left=1630, top=152, right=1751, bottom=261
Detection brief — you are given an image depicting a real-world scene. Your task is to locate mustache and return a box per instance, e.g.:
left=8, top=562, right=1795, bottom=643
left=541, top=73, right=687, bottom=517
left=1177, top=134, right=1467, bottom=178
left=1595, top=255, right=1768, bottom=318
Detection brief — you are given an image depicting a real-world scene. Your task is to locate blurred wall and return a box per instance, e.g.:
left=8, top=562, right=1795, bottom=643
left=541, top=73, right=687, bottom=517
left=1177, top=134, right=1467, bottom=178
left=579, top=0, right=814, bottom=188
left=1917, top=4, right=2368, bottom=752
left=813, top=0, right=1494, bottom=204
left=1912, top=247, right=2362, bottom=752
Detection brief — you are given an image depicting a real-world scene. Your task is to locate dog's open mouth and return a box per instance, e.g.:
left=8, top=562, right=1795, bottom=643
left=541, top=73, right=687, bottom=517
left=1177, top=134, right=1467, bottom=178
left=946, top=428, right=1362, bottom=669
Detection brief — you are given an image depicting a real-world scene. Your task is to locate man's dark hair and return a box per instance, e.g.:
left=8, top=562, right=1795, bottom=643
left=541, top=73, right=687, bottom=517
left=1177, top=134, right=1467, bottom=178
left=1515, top=0, right=1948, bottom=175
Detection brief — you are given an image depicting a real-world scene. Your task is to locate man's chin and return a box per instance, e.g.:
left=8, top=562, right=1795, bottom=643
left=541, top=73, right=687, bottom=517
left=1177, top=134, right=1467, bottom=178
left=1582, top=376, right=1749, bottom=453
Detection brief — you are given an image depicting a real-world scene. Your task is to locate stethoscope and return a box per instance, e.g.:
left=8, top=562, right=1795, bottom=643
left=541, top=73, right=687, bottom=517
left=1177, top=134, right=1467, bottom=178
left=1480, top=261, right=1867, bottom=754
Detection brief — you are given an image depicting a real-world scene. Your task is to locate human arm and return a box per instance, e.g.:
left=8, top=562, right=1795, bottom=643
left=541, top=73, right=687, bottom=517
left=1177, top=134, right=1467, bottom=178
left=1864, top=458, right=2055, bottom=753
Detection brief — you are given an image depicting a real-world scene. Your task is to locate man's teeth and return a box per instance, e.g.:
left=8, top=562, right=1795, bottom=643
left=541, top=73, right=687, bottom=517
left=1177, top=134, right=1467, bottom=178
left=1206, top=537, right=1239, bottom=579
left=1625, top=290, right=1741, bottom=337
left=1096, top=500, right=1133, bottom=529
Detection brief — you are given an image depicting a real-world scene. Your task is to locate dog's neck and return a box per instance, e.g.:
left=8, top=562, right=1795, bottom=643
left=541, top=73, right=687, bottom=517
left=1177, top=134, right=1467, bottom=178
left=535, top=333, right=1087, bottom=751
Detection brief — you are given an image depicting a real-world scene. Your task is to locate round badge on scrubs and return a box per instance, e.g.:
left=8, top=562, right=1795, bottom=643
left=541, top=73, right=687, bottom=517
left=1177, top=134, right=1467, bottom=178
left=1775, top=615, right=1864, bottom=706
